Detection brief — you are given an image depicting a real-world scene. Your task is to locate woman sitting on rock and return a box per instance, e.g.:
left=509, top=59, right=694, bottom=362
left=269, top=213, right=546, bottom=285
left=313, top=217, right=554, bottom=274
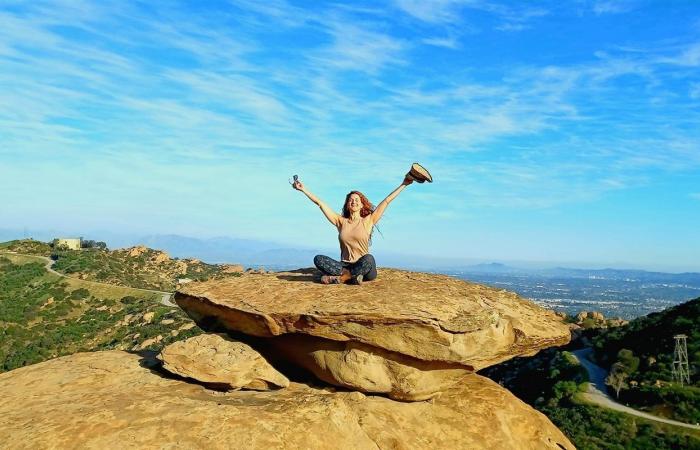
left=292, top=176, right=414, bottom=285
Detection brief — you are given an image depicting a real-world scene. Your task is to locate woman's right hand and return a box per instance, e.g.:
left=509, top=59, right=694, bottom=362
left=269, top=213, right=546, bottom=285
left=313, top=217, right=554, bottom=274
left=292, top=180, right=304, bottom=191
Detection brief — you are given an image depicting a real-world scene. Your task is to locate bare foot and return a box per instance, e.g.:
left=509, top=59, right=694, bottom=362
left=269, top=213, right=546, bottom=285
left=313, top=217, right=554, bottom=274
left=339, top=268, right=352, bottom=283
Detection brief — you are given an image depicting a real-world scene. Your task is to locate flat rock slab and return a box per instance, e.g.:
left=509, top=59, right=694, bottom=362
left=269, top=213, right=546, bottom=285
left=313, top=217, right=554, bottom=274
left=176, top=269, right=570, bottom=370
left=0, top=351, right=574, bottom=450
left=158, top=334, right=289, bottom=390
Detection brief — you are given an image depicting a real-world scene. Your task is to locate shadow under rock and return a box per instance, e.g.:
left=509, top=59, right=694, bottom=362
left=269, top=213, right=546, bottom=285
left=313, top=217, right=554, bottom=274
left=127, top=348, right=261, bottom=392
left=128, top=348, right=184, bottom=380
left=127, top=330, right=343, bottom=393
left=275, top=267, right=320, bottom=283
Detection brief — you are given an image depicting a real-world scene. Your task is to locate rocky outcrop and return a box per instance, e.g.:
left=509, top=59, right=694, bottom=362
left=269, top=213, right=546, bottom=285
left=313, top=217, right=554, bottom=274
left=175, top=268, right=570, bottom=398
left=574, top=310, right=629, bottom=329
left=158, top=334, right=289, bottom=390
left=266, top=334, right=470, bottom=401
left=0, top=351, right=574, bottom=450
left=127, top=245, right=149, bottom=257
left=222, top=264, right=245, bottom=273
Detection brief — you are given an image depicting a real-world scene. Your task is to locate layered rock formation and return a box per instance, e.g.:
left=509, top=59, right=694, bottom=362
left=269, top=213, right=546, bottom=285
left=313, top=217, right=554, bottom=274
left=265, top=334, right=470, bottom=401
left=0, top=351, right=574, bottom=450
left=175, top=268, right=570, bottom=400
left=158, top=334, right=289, bottom=390
left=0, top=268, right=575, bottom=449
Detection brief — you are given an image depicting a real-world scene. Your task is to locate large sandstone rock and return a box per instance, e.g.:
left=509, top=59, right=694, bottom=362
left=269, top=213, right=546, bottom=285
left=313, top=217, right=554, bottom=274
left=175, top=269, right=570, bottom=370
left=266, top=334, right=469, bottom=401
left=0, top=351, right=574, bottom=450
left=158, top=334, right=289, bottom=390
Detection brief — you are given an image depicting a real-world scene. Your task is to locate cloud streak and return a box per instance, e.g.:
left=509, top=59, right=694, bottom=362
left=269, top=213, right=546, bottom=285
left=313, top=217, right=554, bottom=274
left=1, top=1, right=699, bottom=268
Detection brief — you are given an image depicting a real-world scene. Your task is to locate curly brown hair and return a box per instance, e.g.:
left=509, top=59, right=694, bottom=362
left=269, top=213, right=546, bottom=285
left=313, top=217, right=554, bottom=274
left=342, top=191, right=379, bottom=245
left=342, top=191, right=374, bottom=218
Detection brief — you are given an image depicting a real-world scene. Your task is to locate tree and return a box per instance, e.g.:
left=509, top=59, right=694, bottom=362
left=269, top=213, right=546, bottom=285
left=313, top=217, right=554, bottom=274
left=606, top=362, right=629, bottom=398
left=617, top=349, right=640, bottom=374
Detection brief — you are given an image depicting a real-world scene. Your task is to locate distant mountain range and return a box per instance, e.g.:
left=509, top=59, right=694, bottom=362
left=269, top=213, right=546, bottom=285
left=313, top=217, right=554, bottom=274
left=452, top=263, right=700, bottom=284
left=2, top=229, right=699, bottom=279
left=115, top=235, right=700, bottom=284
left=133, top=234, right=328, bottom=268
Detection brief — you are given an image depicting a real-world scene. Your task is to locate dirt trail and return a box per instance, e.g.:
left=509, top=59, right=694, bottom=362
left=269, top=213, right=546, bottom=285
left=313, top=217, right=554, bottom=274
left=1, top=252, right=176, bottom=307
left=572, top=347, right=700, bottom=430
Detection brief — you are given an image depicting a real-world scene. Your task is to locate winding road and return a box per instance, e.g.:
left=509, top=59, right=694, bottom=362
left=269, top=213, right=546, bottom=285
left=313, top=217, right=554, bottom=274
left=572, top=347, right=700, bottom=430
left=1, top=252, right=176, bottom=307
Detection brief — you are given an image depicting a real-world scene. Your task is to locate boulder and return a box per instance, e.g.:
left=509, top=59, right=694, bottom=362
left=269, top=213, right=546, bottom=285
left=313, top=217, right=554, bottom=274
left=590, top=311, right=604, bottom=321
left=266, top=333, right=469, bottom=401
left=568, top=323, right=583, bottom=341
left=608, top=318, right=628, bottom=327
left=0, top=351, right=574, bottom=450
left=151, top=251, right=170, bottom=264
left=158, top=334, right=289, bottom=390
left=127, top=245, right=147, bottom=257
left=175, top=269, right=570, bottom=371
left=222, top=264, right=245, bottom=273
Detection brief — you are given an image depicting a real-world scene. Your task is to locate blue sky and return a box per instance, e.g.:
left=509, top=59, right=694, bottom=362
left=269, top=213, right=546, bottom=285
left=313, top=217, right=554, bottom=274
left=1, top=0, right=699, bottom=271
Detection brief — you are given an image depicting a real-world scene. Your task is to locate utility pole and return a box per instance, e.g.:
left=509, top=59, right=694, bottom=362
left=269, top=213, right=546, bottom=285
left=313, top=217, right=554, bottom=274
left=672, top=334, right=690, bottom=386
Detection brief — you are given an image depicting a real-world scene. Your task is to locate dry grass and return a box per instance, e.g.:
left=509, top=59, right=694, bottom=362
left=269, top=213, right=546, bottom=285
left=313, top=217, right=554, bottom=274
left=0, top=251, right=160, bottom=301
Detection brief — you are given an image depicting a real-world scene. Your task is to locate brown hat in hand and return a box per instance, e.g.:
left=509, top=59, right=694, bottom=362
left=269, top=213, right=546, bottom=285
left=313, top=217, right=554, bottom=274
left=406, top=163, right=433, bottom=183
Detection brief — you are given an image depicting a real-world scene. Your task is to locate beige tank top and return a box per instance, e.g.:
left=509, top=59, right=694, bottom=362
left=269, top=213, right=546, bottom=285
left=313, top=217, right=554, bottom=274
left=338, top=215, right=372, bottom=263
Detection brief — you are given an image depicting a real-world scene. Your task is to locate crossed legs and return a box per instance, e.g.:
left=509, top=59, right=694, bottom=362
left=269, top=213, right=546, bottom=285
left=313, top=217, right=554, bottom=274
left=313, top=254, right=378, bottom=283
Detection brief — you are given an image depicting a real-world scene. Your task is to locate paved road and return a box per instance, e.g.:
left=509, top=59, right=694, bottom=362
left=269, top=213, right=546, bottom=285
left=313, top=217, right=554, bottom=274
left=572, top=348, right=700, bottom=430
left=1, top=252, right=176, bottom=307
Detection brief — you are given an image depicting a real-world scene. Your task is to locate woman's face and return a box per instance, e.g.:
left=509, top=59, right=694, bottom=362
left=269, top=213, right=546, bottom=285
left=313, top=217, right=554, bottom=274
left=347, top=193, right=362, bottom=213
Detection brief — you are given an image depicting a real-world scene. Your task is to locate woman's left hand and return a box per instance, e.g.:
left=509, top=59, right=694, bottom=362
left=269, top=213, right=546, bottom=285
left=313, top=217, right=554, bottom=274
left=402, top=175, right=414, bottom=186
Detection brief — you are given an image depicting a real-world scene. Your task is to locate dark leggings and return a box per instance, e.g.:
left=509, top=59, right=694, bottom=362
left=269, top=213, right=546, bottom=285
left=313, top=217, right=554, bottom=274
left=313, top=254, right=378, bottom=281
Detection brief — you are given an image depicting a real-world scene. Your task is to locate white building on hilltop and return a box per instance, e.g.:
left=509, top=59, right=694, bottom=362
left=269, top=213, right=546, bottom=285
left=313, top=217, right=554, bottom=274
left=54, top=238, right=82, bottom=250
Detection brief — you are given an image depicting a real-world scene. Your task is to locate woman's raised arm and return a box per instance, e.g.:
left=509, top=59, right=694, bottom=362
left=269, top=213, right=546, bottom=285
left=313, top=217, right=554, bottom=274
left=293, top=180, right=341, bottom=227
left=371, top=176, right=413, bottom=225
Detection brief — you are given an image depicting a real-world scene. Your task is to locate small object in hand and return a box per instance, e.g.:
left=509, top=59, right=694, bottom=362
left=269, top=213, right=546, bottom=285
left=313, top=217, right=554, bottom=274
left=405, top=163, right=433, bottom=183
left=289, top=174, right=299, bottom=186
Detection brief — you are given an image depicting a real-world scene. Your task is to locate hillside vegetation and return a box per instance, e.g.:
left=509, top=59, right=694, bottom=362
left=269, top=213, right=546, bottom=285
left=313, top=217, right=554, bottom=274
left=0, top=256, right=203, bottom=372
left=483, top=342, right=700, bottom=449
left=2, top=239, right=244, bottom=291
left=591, top=297, right=700, bottom=423
left=4, top=239, right=698, bottom=448
left=51, top=245, right=230, bottom=291
left=0, top=239, right=52, bottom=256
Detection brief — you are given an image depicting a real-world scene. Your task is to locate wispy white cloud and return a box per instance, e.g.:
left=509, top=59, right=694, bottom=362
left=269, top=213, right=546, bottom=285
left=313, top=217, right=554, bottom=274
left=161, top=69, right=292, bottom=125
left=494, top=6, right=549, bottom=31
left=422, top=35, right=461, bottom=49
left=659, top=43, right=700, bottom=67
left=393, top=0, right=466, bottom=24
left=311, top=19, right=408, bottom=74
left=1, top=1, right=699, bottom=269
left=393, top=0, right=548, bottom=32
left=592, top=0, right=638, bottom=15
left=690, top=83, right=700, bottom=100
left=2, top=1, right=700, bottom=226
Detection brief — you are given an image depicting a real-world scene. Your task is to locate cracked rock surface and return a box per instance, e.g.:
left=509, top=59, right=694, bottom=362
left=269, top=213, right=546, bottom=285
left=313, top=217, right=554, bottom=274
left=0, top=351, right=574, bottom=450
left=176, top=268, right=570, bottom=370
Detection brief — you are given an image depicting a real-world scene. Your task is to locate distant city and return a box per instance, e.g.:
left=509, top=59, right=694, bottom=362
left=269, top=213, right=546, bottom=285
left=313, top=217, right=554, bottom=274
left=446, top=267, right=700, bottom=320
